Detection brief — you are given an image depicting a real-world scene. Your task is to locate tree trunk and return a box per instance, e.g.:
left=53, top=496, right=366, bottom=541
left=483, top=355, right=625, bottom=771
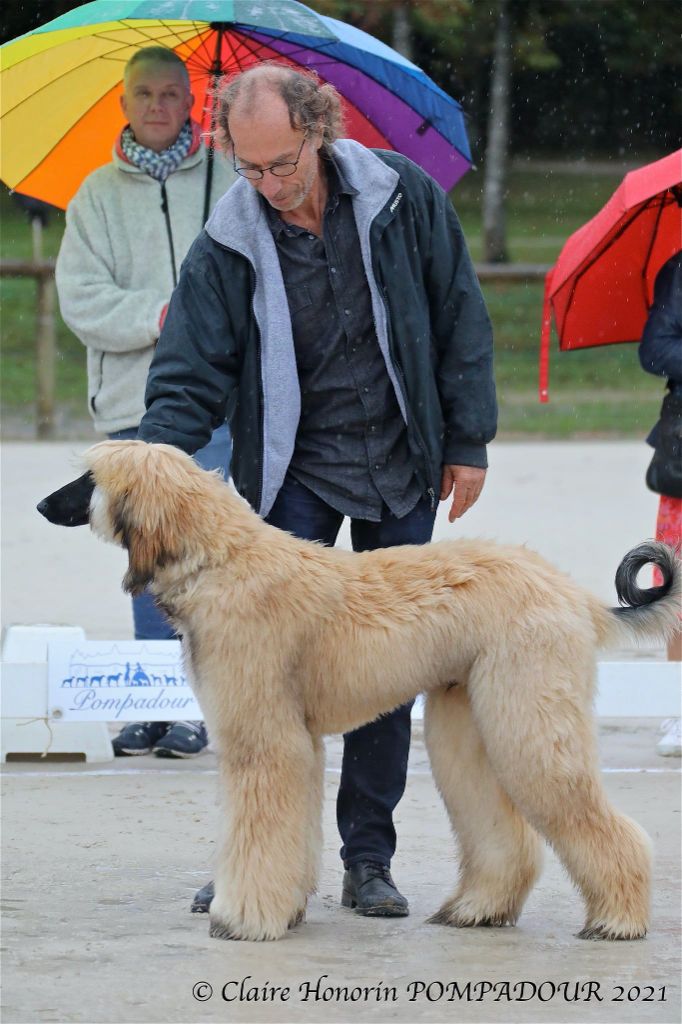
left=483, top=0, right=511, bottom=263
left=391, top=1, right=413, bottom=61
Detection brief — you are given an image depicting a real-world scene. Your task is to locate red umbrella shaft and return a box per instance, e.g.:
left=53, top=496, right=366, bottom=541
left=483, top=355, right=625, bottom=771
left=539, top=270, right=554, bottom=403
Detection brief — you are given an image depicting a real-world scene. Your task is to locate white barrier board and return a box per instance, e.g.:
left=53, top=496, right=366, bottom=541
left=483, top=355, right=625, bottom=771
left=44, top=639, right=680, bottom=723
left=48, top=640, right=201, bottom=722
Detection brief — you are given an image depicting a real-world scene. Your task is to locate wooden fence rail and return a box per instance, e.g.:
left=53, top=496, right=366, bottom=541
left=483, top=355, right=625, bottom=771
left=0, top=259, right=551, bottom=439
left=476, top=262, right=550, bottom=281
left=1, top=258, right=57, bottom=439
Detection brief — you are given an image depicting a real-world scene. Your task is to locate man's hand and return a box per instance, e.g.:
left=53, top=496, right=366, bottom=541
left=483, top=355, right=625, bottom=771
left=440, top=464, right=486, bottom=522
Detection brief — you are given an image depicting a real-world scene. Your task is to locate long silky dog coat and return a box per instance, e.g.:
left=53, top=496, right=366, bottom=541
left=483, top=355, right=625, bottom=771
left=38, top=441, right=681, bottom=941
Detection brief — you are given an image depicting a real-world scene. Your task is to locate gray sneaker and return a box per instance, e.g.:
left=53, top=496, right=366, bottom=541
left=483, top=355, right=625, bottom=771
left=112, top=721, right=170, bottom=756
left=153, top=721, right=208, bottom=758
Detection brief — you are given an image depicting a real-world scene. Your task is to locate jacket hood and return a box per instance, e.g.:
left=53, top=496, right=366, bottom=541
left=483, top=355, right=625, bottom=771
left=205, top=139, right=399, bottom=256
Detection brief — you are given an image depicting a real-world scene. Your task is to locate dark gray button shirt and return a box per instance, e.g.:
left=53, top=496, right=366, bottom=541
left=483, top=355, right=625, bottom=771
left=263, top=157, right=421, bottom=521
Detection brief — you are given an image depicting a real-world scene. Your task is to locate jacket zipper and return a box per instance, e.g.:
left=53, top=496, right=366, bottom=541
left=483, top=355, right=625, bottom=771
left=160, top=182, right=178, bottom=288
left=248, top=264, right=265, bottom=515
left=255, top=325, right=265, bottom=514
left=90, top=352, right=105, bottom=414
left=211, top=243, right=265, bottom=513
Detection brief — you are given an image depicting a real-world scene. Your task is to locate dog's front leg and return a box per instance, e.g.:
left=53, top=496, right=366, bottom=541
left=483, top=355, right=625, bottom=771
left=302, top=734, right=325, bottom=899
left=209, top=723, right=318, bottom=941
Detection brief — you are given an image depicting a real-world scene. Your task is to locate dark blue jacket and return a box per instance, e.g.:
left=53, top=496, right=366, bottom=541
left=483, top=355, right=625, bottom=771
left=138, top=141, right=497, bottom=515
left=639, top=251, right=682, bottom=446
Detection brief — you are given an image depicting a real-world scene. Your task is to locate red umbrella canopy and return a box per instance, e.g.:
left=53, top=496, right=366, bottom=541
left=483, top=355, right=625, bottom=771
left=540, top=150, right=682, bottom=401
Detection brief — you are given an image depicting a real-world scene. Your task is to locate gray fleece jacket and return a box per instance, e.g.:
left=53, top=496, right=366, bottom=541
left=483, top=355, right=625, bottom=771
left=55, top=141, right=236, bottom=433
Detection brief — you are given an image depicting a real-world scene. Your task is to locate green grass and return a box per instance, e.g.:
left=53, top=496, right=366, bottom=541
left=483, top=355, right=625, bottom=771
left=453, top=166, right=630, bottom=263
left=0, top=191, right=85, bottom=424
left=0, top=166, right=664, bottom=438
left=482, top=279, right=661, bottom=435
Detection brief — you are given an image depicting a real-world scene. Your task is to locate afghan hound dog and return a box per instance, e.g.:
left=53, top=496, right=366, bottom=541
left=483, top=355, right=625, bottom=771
left=38, top=441, right=680, bottom=942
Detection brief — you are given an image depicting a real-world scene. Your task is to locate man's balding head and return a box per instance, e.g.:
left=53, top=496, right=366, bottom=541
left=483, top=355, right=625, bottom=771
left=216, top=63, right=344, bottom=158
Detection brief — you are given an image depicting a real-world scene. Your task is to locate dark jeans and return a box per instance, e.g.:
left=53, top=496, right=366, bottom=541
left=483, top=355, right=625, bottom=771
left=108, top=424, right=231, bottom=640
left=266, top=473, right=436, bottom=868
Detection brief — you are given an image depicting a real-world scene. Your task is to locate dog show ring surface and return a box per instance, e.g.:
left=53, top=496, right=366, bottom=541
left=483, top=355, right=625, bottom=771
left=2, top=440, right=681, bottom=1021
left=21, top=440, right=682, bottom=946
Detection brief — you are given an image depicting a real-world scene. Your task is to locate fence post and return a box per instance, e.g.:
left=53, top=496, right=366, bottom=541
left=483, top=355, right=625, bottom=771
left=35, top=269, right=56, bottom=439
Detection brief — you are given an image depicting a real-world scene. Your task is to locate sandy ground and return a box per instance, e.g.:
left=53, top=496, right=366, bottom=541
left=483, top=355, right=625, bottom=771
left=2, top=726, right=681, bottom=1024
left=2, top=439, right=681, bottom=1023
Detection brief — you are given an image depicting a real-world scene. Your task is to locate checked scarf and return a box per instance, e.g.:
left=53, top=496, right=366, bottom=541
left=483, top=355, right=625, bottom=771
left=121, top=119, right=193, bottom=182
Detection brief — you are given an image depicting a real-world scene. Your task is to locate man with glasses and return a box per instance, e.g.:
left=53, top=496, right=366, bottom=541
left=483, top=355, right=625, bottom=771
left=138, top=63, right=496, bottom=919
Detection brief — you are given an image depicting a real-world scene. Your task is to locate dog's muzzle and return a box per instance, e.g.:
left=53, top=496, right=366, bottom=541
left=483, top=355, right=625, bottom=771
left=37, top=471, right=95, bottom=527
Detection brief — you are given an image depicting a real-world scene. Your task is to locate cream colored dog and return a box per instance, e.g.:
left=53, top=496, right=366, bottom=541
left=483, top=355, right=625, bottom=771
left=38, top=440, right=681, bottom=942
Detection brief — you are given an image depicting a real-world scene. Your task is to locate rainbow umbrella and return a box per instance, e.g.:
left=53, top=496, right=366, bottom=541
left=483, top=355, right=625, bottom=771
left=0, top=0, right=471, bottom=210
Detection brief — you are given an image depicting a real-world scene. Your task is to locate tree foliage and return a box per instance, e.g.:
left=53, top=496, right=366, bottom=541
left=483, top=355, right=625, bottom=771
left=314, top=0, right=680, bottom=158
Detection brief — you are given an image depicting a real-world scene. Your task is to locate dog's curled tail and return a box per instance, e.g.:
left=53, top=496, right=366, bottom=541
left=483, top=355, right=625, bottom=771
left=601, top=541, right=681, bottom=647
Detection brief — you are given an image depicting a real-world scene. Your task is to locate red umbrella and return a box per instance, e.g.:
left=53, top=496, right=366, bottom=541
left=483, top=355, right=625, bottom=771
left=539, top=149, right=682, bottom=401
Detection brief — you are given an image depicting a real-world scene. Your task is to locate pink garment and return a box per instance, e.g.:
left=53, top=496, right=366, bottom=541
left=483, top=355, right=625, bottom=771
left=654, top=494, right=682, bottom=587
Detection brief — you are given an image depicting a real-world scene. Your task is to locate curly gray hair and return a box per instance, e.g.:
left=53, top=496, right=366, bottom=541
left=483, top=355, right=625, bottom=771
left=215, top=63, right=345, bottom=157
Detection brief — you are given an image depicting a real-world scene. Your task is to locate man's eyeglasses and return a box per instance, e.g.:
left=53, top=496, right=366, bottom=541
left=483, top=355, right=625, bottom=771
left=233, top=135, right=307, bottom=180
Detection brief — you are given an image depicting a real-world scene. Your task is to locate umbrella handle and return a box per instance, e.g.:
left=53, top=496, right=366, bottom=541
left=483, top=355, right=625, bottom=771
left=539, top=270, right=554, bottom=403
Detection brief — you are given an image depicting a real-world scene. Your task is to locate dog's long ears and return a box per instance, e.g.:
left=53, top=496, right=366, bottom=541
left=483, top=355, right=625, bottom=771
left=113, top=494, right=183, bottom=597
left=84, top=440, right=216, bottom=597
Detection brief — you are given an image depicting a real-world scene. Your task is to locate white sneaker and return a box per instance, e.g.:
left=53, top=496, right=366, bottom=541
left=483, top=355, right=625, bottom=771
left=657, top=718, right=682, bottom=757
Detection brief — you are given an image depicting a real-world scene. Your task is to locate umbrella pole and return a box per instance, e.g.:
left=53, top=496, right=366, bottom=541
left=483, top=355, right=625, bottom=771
left=539, top=270, right=554, bottom=403
left=203, top=24, right=226, bottom=225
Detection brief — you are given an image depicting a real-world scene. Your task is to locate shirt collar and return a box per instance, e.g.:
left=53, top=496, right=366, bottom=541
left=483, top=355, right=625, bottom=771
left=327, top=151, right=359, bottom=198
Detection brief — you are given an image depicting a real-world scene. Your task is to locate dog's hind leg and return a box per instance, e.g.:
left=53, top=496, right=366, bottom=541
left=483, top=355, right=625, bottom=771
left=424, top=686, right=542, bottom=928
left=467, top=646, right=651, bottom=940
left=301, top=735, right=325, bottom=902
left=209, top=720, right=317, bottom=941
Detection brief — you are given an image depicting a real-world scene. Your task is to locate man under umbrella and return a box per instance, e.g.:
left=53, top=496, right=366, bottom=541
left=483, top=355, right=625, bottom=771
left=56, top=46, right=236, bottom=757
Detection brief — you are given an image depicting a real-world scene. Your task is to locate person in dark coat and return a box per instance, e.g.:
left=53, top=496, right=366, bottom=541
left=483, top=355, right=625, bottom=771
left=137, top=63, right=497, bottom=916
left=639, top=249, right=681, bottom=756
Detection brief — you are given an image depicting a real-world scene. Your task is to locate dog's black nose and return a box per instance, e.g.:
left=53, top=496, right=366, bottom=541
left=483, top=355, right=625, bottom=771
left=37, top=471, right=95, bottom=527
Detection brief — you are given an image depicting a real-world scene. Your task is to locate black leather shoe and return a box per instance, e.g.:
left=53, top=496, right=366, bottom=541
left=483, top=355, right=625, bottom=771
left=341, top=862, right=409, bottom=917
left=191, top=880, right=214, bottom=914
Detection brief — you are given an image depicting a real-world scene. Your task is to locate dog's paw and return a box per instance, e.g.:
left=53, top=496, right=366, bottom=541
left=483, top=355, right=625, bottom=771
left=209, top=917, right=241, bottom=941
left=428, top=900, right=517, bottom=929
left=209, top=909, right=291, bottom=942
left=577, top=920, right=647, bottom=941
left=289, top=906, right=306, bottom=929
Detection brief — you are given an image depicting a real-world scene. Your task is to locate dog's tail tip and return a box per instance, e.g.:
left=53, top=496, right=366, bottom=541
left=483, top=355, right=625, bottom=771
left=607, top=541, right=681, bottom=646
left=614, top=540, right=679, bottom=609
